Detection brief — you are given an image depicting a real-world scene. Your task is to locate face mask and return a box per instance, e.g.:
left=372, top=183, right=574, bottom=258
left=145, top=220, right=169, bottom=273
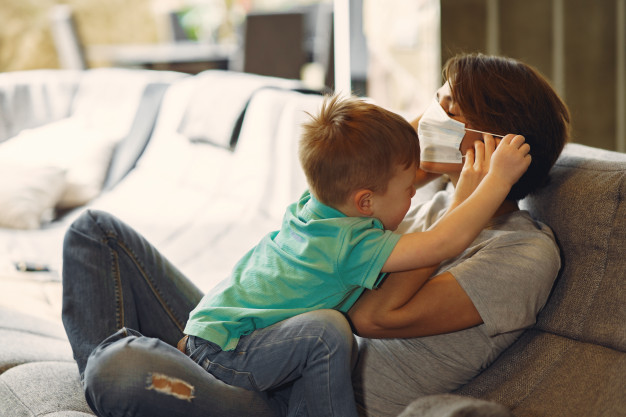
left=418, top=97, right=503, bottom=164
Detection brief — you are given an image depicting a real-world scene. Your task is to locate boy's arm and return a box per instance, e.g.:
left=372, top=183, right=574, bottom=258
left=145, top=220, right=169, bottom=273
left=381, top=134, right=530, bottom=273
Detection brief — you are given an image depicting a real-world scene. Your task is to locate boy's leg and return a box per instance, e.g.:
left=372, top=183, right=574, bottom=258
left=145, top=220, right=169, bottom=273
left=283, top=322, right=360, bottom=417
left=189, top=309, right=358, bottom=417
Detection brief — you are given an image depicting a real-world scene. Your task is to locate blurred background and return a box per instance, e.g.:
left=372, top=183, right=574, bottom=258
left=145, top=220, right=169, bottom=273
left=0, top=0, right=623, bottom=151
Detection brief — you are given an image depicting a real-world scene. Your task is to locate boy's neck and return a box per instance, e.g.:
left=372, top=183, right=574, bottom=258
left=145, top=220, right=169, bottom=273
left=333, top=201, right=360, bottom=218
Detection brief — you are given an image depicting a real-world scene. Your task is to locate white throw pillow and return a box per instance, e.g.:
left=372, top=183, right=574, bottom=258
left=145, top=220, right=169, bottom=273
left=0, top=164, right=66, bottom=229
left=0, top=117, right=118, bottom=212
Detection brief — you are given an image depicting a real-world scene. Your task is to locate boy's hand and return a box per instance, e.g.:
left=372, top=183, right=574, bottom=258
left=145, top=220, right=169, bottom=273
left=488, top=134, right=531, bottom=187
left=452, top=134, right=497, bottom=205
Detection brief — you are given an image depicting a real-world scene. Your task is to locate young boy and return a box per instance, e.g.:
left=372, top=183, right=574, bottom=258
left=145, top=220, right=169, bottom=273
left=181, top=94, right=531, bottom=416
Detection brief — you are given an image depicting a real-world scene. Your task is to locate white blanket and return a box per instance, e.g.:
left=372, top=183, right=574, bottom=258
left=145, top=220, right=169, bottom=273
left=95, top=88, right=323, bottom=291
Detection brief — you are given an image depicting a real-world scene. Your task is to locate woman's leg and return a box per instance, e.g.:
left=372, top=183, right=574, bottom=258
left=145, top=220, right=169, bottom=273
left=62, top=209, right=202, bottom=374
left=62, top=210, right=277, bottom=416
left=83, top=328, right=278, bottom=416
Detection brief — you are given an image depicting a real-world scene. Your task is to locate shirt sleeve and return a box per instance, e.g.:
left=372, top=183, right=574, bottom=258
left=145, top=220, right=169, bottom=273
left=447, top=229, right=561, bottom=336
left=337, top=219, right=402, bottom=291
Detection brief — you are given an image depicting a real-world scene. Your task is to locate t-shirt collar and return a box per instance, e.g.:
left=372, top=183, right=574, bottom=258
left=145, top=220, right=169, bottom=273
left=304, top=191, right=347, bottom=220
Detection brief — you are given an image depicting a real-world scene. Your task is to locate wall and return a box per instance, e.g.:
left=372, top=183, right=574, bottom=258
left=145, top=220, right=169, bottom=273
left=0, top=0, right=160, bottom=71
left=441, top=0, right=626, bottom=152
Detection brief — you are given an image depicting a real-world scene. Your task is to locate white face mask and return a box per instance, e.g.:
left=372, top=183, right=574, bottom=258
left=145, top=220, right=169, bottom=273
left=418, top=97, right=503, bottom=164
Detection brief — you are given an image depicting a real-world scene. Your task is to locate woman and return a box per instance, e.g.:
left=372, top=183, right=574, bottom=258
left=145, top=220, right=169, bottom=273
left=61, top=53, right=569, bottom=416
left=348, top=53, right=570, bottom=416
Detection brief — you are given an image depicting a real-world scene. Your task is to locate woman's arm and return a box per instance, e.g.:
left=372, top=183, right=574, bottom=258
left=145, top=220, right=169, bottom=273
left=348, top=268, right=482, bottom=338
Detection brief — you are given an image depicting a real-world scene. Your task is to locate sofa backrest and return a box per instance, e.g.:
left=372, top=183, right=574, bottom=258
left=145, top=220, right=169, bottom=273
left=232, top=87, right=324, bottom=220
left=0, top=70, right=81, bottom=143
left=174, top=70, right=303, bottom=150
left=520, top=144, right=626, bottom=352
left=100, top=82, right=173, bottom=190
left=68, top=68, right=187, bottom=190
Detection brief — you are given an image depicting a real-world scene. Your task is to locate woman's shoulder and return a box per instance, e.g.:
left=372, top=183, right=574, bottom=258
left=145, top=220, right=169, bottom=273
left=468, top=210, right=561, bottom=279
left=487, top=210, right=557, bottom=248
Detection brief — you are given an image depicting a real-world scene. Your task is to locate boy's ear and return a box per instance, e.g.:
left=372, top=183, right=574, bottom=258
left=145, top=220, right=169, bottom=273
left=354, top=190, right=374, bottom=216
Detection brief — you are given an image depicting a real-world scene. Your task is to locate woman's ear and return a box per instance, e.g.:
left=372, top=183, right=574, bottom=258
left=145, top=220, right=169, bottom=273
left=354, top=190, right=374, bottom=216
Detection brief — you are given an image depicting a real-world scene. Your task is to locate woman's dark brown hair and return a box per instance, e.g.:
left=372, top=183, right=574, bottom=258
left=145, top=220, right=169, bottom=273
left=444, top=53, right=571, bottom=200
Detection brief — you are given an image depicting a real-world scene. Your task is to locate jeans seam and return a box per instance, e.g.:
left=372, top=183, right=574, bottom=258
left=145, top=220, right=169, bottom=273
left=319, top=335, right=334, bottom=416
left=206, top=359, right=261, bottom=391
left=108, top=241, right=125, bottom=331
left=107, top=233, right=186, bottom=332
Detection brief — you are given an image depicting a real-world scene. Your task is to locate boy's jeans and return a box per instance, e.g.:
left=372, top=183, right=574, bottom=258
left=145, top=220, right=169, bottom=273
left=62, top=210, right=357, bottom=417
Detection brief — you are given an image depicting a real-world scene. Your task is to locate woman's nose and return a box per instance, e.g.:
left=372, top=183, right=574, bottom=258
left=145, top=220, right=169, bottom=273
left=439, top=96, right=453, bottom=114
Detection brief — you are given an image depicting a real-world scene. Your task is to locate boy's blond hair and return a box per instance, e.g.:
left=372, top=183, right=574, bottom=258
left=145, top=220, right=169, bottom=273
left=299, top=94, right=420, bottom=207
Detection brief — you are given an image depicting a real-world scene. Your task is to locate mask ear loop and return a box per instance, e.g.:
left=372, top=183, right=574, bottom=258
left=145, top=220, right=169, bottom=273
left=464, top=127, right=505, bottom=138
left=460, top=129, right=506, bottom=160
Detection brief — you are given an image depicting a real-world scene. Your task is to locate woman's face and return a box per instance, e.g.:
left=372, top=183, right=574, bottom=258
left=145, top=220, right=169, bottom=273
left=420, top=82, right=484, bottom=175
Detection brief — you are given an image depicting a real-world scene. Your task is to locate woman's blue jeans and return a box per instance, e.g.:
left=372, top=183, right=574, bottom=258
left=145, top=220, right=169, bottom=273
left=62, top=210, right=357, bottom=417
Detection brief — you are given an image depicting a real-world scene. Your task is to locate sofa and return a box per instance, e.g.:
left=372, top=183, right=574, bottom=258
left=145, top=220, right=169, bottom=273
left=0, top=68, right=624, bottom=417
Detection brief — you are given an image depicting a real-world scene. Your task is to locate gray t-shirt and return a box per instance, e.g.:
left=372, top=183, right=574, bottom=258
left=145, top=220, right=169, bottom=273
left=352, top=190, right=561, bottom=417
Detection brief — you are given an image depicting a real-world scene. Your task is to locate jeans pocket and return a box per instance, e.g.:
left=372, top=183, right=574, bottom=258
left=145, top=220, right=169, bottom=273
left=188, top=336, right=259, bottom=391
left=205, top=361, right=259, bottom=391
left=187, top=335, right=219, bottom=363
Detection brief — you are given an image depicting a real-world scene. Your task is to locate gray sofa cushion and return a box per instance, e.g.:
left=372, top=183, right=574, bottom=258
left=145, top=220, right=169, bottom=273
left=454, top=144, right=626, bottom=416
left=0, top=307, right=73, bottom=372
left=0, top=361, right=93, bottom=416
left=0, top=328, right=73, bottom=372
left=454, top=329, right=625, bottom=416
left=520, top=146, right=626, bottom=350
left=0, top=308, right=93, bottom=416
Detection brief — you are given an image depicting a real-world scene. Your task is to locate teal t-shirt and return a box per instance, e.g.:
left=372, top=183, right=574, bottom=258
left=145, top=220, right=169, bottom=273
left=184, top=190, right=402, bottom=350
